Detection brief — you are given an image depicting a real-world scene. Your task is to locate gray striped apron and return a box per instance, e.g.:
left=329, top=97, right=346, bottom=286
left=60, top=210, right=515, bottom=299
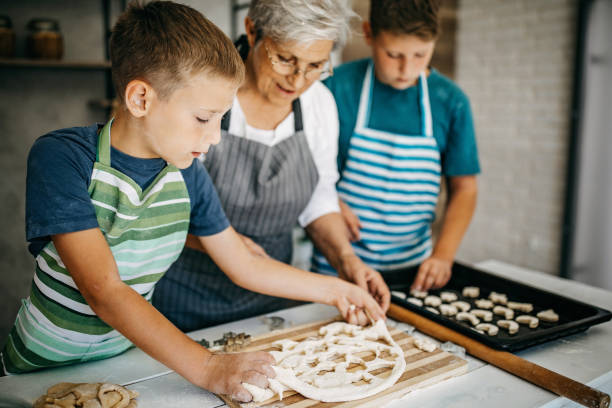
left=312, top=62, right=441, bottom=273
left=153, top=99, right=319, bottom=331
left=1, top=119, right=191, bottom=374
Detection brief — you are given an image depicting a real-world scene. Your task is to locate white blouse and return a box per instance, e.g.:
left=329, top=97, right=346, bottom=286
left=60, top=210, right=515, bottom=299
left=226, top=81, right=341, bottom=227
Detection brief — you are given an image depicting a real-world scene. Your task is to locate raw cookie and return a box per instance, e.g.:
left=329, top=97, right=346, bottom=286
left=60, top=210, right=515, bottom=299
left=426, top=307, right=440, bottom=314
left=439, top=304, right=458, bottom=316
left=462, top=286, right=480, bottom=298
left=493, top=305, right=514, bottom=320
left=516, top=315, right=539, bottom=328
left=474, top=299, right=494, bottom=309
left=489, top=292, right=508, bottom=305
left=410, top=289, right=428, bottom=299
left=507, top=301, right=533, bottom=313
left=33, top=383, right=138, bottom=408
left=471, top=309, right=493, bottom=322
left=391, top=290, right=407, bottom=300
left=424, top=295, right=442, bottom=307
left=413, top=337, right=437, bottom=352
left=456, top=312, right=480, bottom=326
left=451, top=301, right=471, bottom=312
left=440, top=291, right=458, bottom=303
left=497, top=320, right=519, bottom=335
left=537, top=309, right=559, bottom=322
left=407, top=297, right=423, bottom=307
left=475, top=323, right=499, bottom=336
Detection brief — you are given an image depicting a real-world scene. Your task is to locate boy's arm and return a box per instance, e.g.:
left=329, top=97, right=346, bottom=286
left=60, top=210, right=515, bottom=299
left=199, top=226, right=386, bottom=324
left=305, top=213, right=390, bottom=318
left=411, top=175, right=478, bottom=291
left=53, top=228, right=275, bottom=402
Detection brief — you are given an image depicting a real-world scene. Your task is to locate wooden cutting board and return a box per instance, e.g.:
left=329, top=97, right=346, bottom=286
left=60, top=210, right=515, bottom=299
left=219, top=317, right=468, bottom=408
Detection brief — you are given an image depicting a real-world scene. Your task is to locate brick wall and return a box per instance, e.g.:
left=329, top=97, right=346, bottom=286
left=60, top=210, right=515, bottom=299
left=454, top=0, right=577, bottom=274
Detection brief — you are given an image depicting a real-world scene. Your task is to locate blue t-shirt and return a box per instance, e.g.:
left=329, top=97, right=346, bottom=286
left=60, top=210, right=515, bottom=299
left=26, top=123, right=230, bottom=256
left=324, top=58, right=480, bottom=176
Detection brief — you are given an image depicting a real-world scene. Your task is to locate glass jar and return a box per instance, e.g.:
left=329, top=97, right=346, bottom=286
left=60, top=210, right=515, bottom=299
left=26, top=18, right=63, bottom=59
left=0, top=15, right=15, bottom=58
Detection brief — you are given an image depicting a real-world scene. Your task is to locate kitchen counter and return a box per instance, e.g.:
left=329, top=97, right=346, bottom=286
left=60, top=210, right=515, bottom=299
left=1, top=260, right=611, bottom=407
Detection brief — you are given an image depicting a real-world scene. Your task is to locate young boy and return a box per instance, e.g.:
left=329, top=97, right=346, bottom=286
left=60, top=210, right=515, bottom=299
left=314, top=0, right=479, bottom=292
left=0, top=1, right=384, bottom=402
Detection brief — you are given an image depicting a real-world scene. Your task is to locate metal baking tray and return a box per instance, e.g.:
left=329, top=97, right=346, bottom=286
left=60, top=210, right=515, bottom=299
left=384, top=262, right=612, bottom=351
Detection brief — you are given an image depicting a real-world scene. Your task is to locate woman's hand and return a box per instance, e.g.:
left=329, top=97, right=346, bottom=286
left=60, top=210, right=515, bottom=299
left=411, top=257, right=452, bottom=291
left=332, top=278, right=386, bottom=326
left=339, top=199, right=361, bottom=242
left=238, top=233, right=269, bottom=258
left=198, top=351, right=276, bottom=402
left=339, top=254, right=390, bottom=315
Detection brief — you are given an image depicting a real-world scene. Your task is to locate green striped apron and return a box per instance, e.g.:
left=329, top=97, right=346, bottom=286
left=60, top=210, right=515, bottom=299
left=1, top=119, right=191, bottom=374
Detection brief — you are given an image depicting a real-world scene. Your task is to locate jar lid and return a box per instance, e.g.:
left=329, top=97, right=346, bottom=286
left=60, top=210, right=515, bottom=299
left=0, top=15, right=12, bottom=29
left=27, top=18, right=60, bottom=32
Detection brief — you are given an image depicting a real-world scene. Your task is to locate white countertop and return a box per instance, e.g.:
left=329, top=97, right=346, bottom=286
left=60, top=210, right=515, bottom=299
left=1, top=260, right=611, bottom=408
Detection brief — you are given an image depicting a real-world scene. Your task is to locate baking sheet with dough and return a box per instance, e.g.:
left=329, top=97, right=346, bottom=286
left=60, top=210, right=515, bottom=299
left=220, top=317, right=468, bottom=408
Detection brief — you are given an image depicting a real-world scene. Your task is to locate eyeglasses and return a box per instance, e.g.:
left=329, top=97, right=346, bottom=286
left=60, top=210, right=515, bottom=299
left=264, top=42, right=333, bottom=80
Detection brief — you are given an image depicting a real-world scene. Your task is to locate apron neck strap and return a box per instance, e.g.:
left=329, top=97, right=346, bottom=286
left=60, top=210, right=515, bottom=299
left=221, top=98, right=304, bottom=132
left=97, top=118, right=113, bottom=166
left=419, top=71, right=433, bottom=138
left=357, top=61, right=433, bottom=138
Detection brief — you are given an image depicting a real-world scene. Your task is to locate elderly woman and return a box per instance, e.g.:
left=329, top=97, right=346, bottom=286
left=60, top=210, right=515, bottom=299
left=153, top=0, right=390, bottom=331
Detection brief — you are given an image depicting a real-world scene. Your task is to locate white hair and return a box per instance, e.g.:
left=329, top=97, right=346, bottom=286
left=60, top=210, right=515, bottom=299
left=248, top=0, right=358, bottom=49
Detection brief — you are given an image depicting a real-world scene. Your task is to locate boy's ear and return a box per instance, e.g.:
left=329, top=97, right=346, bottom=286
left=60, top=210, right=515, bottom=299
left=124, top=80, right=154, bottom=118
left=244, top=16, right=257, bottom=48
left=363, top=21, right=374, bottom=46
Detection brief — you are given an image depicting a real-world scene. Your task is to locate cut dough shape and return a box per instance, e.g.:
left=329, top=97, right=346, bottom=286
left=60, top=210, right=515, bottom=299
left=493, top=305, right=514, bottom=320
left=456, top=312, right=480, bottom=326
left=440, top=291, right=458, bottom=303
left=424, top=295, right=442, bottom=307
left=391, top=291, right=407, bottom=300
left=475, top=323, right=499, bottom=336
left=426, top=307, right=440, bottom=314
left=413, top=337, right=437, bottom=352
left=245, top=320, right=406, bottom=403
left=407, top=297, right=423, bottom=307
left=474, top=299, right=494, bottom=309
left=33, top=383, right=138, bottom=408
left=489, top=292, right=508, bottom=305
left=451, top=301, right=471, bottom=312
left=439, top=304, right=458, bottom=316
left=462, top=286, right=480, bottom=298
left=497, top=320, right=519, bottom=335
left=516, top=315, right=539, bottom=328
left=471, top=309, right=493, bottom=322
left=507, top=301, right=533, bottom=313
left=537, top=309, right=559, bottom=322
left=410, top=289, right=428, bottom=299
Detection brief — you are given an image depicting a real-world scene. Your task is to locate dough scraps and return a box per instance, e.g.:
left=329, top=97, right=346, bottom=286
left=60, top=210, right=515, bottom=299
left=243, top=320, right=406, bottom=403
left=33, top=382, right=138, bottom=408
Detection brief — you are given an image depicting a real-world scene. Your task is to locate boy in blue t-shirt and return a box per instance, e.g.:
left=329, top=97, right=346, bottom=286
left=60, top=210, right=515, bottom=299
left=0, top=2, right=384, bottom=402
left=314, top=0, right=479, bottom=292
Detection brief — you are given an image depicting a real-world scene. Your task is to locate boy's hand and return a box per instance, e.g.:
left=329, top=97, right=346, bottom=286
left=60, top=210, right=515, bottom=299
left=338, top=254, right=390, bottom=314
left=411, top=257, right=452, bottom=291
left=333, top=279, right=386, bottom=326
left=238, top=233, right=269, bottom=258
left=339, top=199, right=361, bottom=241
left=199, top=351, right=276, bottom=402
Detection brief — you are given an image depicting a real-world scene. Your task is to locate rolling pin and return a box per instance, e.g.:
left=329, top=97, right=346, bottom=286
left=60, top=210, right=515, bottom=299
left=388, top=303, right=611, bottom=408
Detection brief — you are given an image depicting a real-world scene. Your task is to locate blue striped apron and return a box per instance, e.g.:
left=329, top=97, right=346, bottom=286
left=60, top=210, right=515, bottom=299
left=313, top=62, right=441, bottom=273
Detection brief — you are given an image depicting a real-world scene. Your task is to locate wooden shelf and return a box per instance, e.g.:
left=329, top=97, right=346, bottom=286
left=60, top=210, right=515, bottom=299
left=0, top=58, right=111, bottom=69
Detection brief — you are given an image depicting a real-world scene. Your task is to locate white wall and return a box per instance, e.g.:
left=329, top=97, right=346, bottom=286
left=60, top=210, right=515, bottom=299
left=454, top=0, right=577, bottom=274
